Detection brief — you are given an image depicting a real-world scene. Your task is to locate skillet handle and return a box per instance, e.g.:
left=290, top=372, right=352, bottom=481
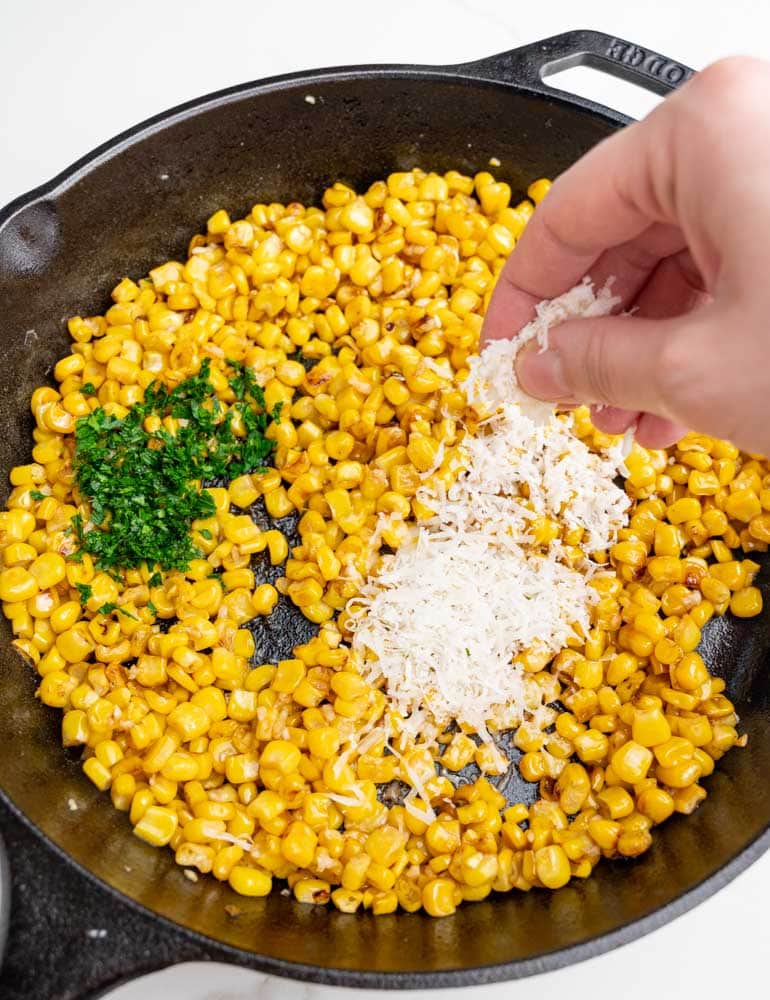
left=460, top=29, right=694, bottom=100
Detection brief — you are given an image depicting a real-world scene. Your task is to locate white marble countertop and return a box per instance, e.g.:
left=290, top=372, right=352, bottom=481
left=2, top=0, right=770, bottom=997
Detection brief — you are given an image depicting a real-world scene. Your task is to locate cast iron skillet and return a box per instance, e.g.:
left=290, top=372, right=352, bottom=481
left=1, top=28, right=769, bottom=990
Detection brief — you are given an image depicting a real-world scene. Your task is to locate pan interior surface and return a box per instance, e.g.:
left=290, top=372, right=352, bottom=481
left=1, top=71, right=769, bottom=987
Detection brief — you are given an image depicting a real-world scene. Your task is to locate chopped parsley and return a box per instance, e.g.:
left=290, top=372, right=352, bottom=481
left=80, top=382, right=97, bottom=396
left=146, top=600, right=158, bottom=617
left=289, top=350, right=315, bottom=372
left=97, top=602, right=137, bottom=620
left=75, top=583, right=93, bottom=604
left=30, top=489, right=46, bottom=501
left=72, top=359, right=277, bottom=574
left=148, top=572, right=163, bottom=588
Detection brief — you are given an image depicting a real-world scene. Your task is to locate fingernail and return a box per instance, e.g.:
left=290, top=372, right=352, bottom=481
left=515, top=343, right=571, bottom=401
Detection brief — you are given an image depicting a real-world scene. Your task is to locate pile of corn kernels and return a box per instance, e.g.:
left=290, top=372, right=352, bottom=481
left=0, top=168, right=765, bottom=917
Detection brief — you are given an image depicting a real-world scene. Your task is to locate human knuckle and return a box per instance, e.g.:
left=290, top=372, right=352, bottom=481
left=655, top=333, right=688, bottom=393
left=581, top=330, right=617, bottom=404
left=694, top=57, right=769, bottom=114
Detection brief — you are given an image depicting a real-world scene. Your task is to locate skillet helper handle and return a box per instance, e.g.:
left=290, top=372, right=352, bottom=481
left=462, top=29, right=694, bottom=99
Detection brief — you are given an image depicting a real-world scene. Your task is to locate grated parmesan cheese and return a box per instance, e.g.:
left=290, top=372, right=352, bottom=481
left=346, top=280, right=629, bottom=760
left=465, top=275, right=620, bottom=423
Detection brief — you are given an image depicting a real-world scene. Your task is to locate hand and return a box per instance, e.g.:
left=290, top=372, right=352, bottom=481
left=481, top=57, right=770, bottom=453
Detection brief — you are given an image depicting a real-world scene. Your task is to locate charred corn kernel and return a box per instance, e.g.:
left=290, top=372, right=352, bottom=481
left=672, top=784, right=707, bottom=815
left=0, top=567, right=39, bottom=602
left=588, top=818, right=621, bottom=851
left=229, top=865, right=272, bottom=897
left=617, top=830, right=653, bottom=857
left=332, top=887, right=363, bottom=912
left=527, top=178, right=551, bottom=203
left=673, top=652, right=709, bottom=690
left=535, top=844, right=571, bottom=889
left=667, top=497, right=701, bottom=524
left=749, top=513, right=770, bottom=542
left=288, top=578, right=324, bottom=607
left=422, top=878, right=458, bottom=917
left=341, top=853, right=371, bottom=891
left=39, top=671, right=77, bottom=708
left=573, top=730, right=609, bottom=763
left=191, top=686, right=227, bottom=721
left=633, top=613, right=665, bottom=643
left=687, top=470, right=720, bottom=495
left=111, top=773, right=137, bottom=811
left=260, top=740, right=301, bottom=774
left=62, top=709, right=89, bottom=745
left=143, top=731, right=181, bottom=773
left=251, top=583, right=279, bottom=616
left=272, top=658, right=306, bottom=693
left=709, top=561, right=747, bottom=590
left=637, top=786, right=675, bottom=824
left=597, top=787, right=634, bottom=820
left=556, top=763, right=591, bottom=814
left=83, top=757, right=112, bottom=790
left=730, top=586, right=763, bottom=618
left=676, top=715, right=713, bottom=747
left=654, top=737, right=695, bottom=768
left=95, top=739, right=123, bottom=768
left=28, top=553, right=66, bottom=590
left=365, top=826, right=406, bottom=867
left=606, top=653, right=637, bottom=685
left=660, top=585, right=701, bottom=617
left=293, top=878, right=331, bottom=905
left=647, top=556, right=683, bottom=584
left=632, top=708, right=671, bottom=748
left=700, top=575, right=731, bottom=605
left=282, top=821, right=318, bottom=867
left=227, top=689, right=258, bottom=722
left=225, top=753, right=260, bottom=784
left=306, top=727, right=340, bottom=759
left=656, top=760, right=701, bottom=788
left=611, top=540, right=647, bottom=568
left=425, top=818, right=461, bottom=856
left=725, top=489, right=761, bottom=522
left=330, top=671, right=368, bottom=701
left=574, top=658, right=603, bottom=689
left=264, top=530, right=289, bottom=565
left=167, top=703, right=210, bottom=741
left=134, top=805, right=178, bottom=846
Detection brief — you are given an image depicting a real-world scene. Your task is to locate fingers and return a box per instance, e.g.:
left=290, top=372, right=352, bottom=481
left=481, top=278, right=541, bottom=343
left=587, top=224, right=687, bottom=309
left=588, top=249, right=708, bottom=439
left=481, top=223, right=688, bottom=344
left=515, top=314, right=678, bottom=416
left=636, top=413, right=688, bottom=449
left=632, top=249, right=708, bottom=319
left=482, top=99, right=681, bottom=344
left=590, top=405, right=638, bottom=436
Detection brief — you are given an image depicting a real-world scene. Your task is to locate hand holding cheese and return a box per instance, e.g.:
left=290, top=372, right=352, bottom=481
left=482, top=57, right=770, bottom=454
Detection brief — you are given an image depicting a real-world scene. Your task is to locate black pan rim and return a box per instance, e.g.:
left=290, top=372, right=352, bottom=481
left=3, top=783, right=769, bottom=989
left=3, top=55, right=766, bottom=990
left=0, top=57, right=630, bottom=230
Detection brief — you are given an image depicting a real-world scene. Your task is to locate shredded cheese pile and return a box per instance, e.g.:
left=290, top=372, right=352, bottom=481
left=347, top=280, right=629, bottom=753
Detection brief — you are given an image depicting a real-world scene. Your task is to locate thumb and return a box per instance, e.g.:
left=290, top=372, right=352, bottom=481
left=515, top=314, right=683, bottom=417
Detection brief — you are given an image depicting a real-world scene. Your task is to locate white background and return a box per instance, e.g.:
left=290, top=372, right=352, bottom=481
left=2, top=1, right=769, bottom=997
